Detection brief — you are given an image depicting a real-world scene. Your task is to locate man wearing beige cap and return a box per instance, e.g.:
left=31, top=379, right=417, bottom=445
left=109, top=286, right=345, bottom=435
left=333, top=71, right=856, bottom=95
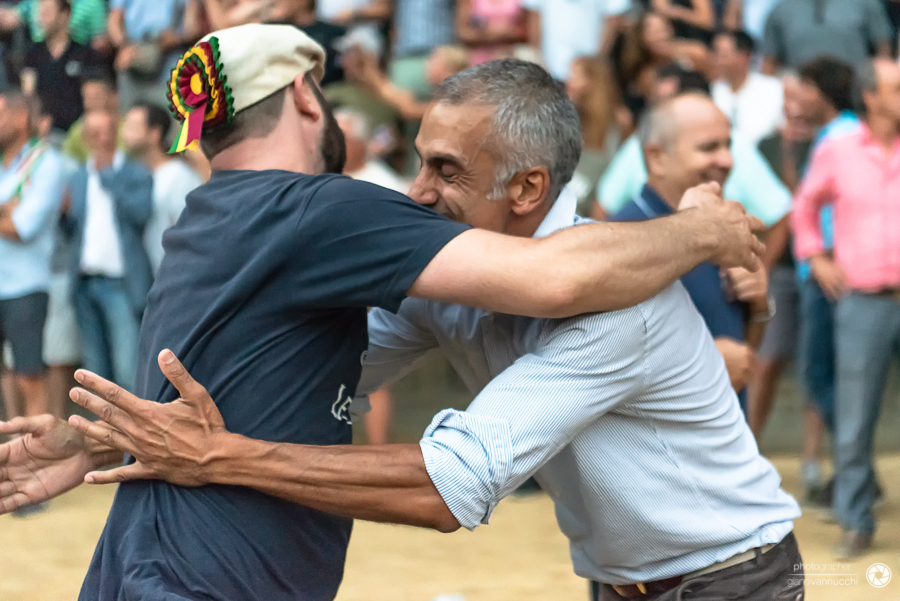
left=0, top=24, right=766, bottom=600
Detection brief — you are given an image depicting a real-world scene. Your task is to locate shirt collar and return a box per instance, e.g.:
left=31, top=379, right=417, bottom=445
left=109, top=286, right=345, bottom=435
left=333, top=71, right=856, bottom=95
left=532, top=185, right=580, bottom=239
left=636, top=184, right=675, bottom=218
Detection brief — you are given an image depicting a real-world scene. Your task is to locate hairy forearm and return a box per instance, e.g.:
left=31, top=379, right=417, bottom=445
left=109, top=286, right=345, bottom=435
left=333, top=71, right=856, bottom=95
left=203, top=434, right=460, bottom=532
left=542, top=211, right=717, bottom=315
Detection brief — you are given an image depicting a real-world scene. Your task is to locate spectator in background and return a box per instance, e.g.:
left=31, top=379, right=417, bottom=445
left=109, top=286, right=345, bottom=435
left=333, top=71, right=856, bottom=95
left=651, top=0, right=715, bottom=44
left=762, top=0, right=892, bottom=74
left=21, top=0, right=102, bottom=134
left=108, top=0, right=201, bottom=110
left=122, top=102, right=201, bottom=273
left=610, top=11, right=709, bottom=125
left=317, top=0, right=390, bottom=25
left=336, top=108, right=408, bottom=192
left=748, top=72, right=818, bottom=461
left=722, top=0, right=780, bottom=43
left=523, top=0, right=630, bottom=81
left=269, top=0, right=346, bottom=86
left=326, top=26, right=398, bottom=131
left=363, top=45, right=468, bottom=121
left=62, top=74, right=119, bottom=162
left=0, top=89, right=67, bottom=421
left=793, top=58, right=900, bottom=560
left=457, top=0, right=527, bottom=64
left=389, top=0, right=457, bottom=99
left=711, top=29, right=782, bottom=146
left=26, top=96, right=84, bottom=421
left=596, top=65, right=791, bottom=231
left=0, top=0, right=108, bottom=50
left=65, top=109, right=153, bottom=389
left=565, top=55, right=626, bottom=216
left=611, top=93, right=772, bottom=409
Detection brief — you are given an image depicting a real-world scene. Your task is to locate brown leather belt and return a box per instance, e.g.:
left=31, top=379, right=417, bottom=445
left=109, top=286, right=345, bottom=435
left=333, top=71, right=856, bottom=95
left=604, top=542, right=778, bottom=599
left=608, top=576, right=683, bottom=599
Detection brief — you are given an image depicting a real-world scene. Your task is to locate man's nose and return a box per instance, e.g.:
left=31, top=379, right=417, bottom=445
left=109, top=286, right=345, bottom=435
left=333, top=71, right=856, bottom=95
left=408, top=175, right=438, bottom=206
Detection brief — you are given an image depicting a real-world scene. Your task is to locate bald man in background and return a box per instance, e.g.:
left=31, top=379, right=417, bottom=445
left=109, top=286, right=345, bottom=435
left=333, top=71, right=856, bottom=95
left=612, top=93, right=773, bottom=411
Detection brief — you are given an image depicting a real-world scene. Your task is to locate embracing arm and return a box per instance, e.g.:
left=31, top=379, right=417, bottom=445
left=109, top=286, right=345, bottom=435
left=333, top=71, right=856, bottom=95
left=411, top=185, right=765, bottom=317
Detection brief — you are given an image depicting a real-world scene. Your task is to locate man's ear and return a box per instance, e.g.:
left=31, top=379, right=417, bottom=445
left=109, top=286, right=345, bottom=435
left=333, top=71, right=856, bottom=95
left=507, top=166, right=550, bottom=216
left=290, top=74, right=321, bottom=120
left=643, top=144, right=666, bottom=178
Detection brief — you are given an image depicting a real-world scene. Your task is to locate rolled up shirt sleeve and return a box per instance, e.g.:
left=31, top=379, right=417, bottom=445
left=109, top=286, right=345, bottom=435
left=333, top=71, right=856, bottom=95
left=792, top=140, right=836, bottom=260
left=11, top=150, right=66, bottom=242
left=421, top=307, right=647, bottom=530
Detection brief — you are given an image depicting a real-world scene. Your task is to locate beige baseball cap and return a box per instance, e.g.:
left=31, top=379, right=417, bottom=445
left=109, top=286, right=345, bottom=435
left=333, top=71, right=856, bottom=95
left=168, top=23, right=326, bottom=151
left=200, top=23, right=326, bottom=114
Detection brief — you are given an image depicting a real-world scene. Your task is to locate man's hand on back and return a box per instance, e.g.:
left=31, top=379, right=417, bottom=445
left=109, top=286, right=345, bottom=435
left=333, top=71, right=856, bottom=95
left=68, top=350, right=229, bottom=487
left=0, top=415, right=113, bottom=514
left=678, top=182, right=766, bottom=273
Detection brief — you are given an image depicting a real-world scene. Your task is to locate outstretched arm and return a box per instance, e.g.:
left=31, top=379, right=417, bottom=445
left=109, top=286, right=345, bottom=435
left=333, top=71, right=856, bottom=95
left=411, top=183, right=765, bottom=317
left=68, top=351, right=459, bottom=532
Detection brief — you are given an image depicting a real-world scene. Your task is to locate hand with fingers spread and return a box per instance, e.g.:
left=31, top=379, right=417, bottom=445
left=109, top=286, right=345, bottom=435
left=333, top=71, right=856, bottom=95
left=68, top=349, right=227, bottom=487
left=0, top=415, right=119, bottom=514
left=678, top=182, right=767, bottom=273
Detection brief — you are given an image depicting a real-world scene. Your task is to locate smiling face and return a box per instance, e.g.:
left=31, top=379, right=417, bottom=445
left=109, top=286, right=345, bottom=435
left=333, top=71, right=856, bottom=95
left=408, top=101, right=509, bottom=231
left=645, top=94, right=733, bottom=201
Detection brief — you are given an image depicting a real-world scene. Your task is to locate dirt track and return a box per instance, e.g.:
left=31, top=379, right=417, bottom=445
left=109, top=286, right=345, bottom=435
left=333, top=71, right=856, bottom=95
left=0, top=455, right=897, bottom=601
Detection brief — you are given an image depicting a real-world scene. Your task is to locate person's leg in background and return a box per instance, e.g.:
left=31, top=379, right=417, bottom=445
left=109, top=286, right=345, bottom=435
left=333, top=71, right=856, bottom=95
left=43, top=271, right=81, bottom=419
left=832, top=292, right=897, bottom=559
left=365, top=387, right=393, bottom=444
left=796, top=276, right=836, bottom=505
left=2, top=293, right=51, bottom=416
left=93, top=277, right=140, bottom=389
left=73, top=277, right=114, bottom=383
left=748, top=266, right=799, bottom=438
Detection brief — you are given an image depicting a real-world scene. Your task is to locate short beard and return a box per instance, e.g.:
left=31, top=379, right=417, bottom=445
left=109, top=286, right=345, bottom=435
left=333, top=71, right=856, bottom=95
left=308, top=76, right=346, bottom=174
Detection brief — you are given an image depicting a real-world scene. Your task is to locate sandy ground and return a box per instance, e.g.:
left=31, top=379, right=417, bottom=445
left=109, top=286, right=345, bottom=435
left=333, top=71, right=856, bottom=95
left=0, top=455, right=897, bottom=601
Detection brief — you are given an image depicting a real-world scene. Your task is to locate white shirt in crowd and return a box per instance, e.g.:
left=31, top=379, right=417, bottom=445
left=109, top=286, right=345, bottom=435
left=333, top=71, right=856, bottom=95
left=347, top=160, right=409, bottom=194
left=81, top=151, right=125, bottom=278
left=315, top=0, right=371, bottom=21
left=522, top=0, right=631, bottom=81
left=144, top=159, right=202, bottom=273
left=712, top=72, right=784, bottom=146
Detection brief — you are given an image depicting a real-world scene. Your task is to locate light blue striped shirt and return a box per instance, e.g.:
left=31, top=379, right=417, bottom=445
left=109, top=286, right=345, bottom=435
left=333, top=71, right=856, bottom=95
left=0, top=143, right=66, bottom=299
left=358, top=189, right=800, bottom=585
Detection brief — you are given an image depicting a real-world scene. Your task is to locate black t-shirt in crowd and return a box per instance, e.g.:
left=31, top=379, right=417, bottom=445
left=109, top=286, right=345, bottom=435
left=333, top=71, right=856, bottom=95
left=23, top=40, right=100, bottom=131
left=79, top=170, right=470, bottom=601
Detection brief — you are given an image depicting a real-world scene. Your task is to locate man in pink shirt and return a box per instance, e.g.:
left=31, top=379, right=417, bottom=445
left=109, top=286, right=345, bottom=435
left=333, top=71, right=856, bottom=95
left=793, top=58, right=900, bottom=560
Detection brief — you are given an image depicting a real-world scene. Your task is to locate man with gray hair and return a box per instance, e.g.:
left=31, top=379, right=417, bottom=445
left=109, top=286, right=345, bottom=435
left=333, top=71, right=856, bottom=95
left=44, top=59, right=799, bottom=601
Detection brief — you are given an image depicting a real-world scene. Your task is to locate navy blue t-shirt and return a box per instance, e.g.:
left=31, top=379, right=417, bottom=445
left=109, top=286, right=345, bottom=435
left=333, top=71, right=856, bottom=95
left=80, top=170, right=470, bottom=601
left=611, top=185, right=748, bottom=409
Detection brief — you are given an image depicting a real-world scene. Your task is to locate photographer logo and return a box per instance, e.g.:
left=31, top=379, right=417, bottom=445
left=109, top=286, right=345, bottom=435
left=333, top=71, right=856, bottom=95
left=866, top=564, right=891, bottom=588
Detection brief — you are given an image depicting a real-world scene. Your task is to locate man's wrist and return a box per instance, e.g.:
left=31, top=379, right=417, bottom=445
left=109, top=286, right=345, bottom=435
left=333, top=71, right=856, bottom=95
left=201, top=431, right=259, bottom=486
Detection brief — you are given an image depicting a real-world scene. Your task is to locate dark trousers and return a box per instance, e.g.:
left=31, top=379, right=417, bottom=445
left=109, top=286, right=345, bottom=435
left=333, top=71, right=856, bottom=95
left=592, top=533, right=804, bottom=600
left=798, top=277, right=836, bottom=431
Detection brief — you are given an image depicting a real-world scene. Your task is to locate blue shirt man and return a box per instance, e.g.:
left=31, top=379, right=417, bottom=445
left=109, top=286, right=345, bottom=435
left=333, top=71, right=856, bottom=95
left=598, top=133, right=791, bottom=227
left=0, top=140, right=67, bottom=302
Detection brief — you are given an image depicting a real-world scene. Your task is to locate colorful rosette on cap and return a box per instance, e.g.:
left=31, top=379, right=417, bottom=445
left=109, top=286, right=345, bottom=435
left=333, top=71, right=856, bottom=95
left=167, top=36, right=235, bottom=153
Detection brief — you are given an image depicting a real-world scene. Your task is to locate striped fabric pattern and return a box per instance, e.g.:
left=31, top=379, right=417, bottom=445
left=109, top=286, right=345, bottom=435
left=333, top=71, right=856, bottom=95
left=359, top=189, right=800, bottom=585
left=392, top=0, right=456, bottom=56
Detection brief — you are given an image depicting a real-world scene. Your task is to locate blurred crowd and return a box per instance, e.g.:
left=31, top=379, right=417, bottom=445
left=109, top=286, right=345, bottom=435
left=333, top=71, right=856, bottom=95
left=0, top=0, right=898, bottom=551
